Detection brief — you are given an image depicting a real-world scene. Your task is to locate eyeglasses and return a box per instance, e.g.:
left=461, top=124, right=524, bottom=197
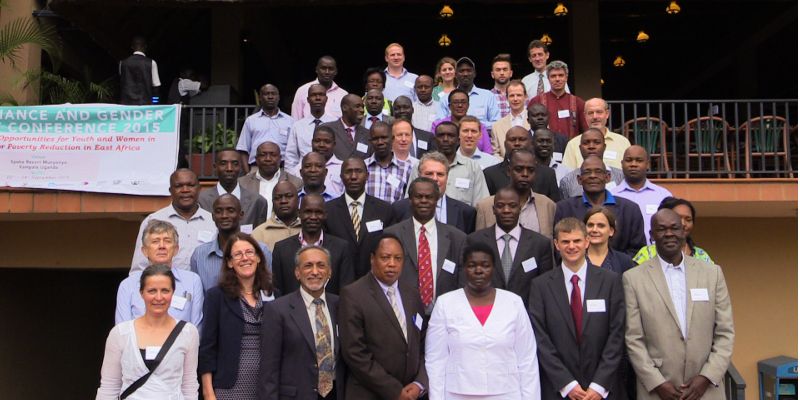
left=231, top=249, right=257, bottom=260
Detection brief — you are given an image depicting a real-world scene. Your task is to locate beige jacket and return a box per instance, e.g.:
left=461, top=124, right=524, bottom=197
left=251, top=215, right=302, bottom=251
left=474, top=192, right=556, bottom=239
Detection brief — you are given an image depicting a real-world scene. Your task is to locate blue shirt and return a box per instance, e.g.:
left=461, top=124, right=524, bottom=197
left=611, top=179, right=673, bottom=243
left=437, top=85, right=501, bottom=129
left=190, top=234, right=274, bottom=291
left=383, top=67, right=418, bottom=102
left=115, top=268, right=205, bottom=328
left=235, top=109, right=294, bottom=163
left=298, top=188, right=336, bottom=202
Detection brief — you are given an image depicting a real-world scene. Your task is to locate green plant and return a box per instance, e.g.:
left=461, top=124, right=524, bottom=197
left=0, top=16, right=61, bottom=67
left=21, top=69, right=114, bottom=104
left=186, top=123, right=238, bottom=153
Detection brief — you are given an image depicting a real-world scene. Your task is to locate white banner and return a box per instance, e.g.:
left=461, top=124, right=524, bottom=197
left=0, top=104, right=180, bottom=196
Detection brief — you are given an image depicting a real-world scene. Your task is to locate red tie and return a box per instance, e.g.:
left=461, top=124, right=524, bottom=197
left=345, top=127, right=354, bottom=143
left=370, top=116, right=379, bottom=123
left=418, top=226, right=434, bottom=307
left=570, top=275, right=583, bottom=342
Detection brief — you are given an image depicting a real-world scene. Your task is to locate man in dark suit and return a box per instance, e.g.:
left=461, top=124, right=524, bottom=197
left=238, top=141, right=303, bottom=212
left=392, top=151, right=476, bottom=234
left=483, top=126, right=561, bottom=202
left=392, top=95, right=436, bottom=158
left=467, top=186, right=553, bottom=308
left=260, top=245, right=346, bottom=400
left=386, top=177, right=466, bottom=315
left=339, top=234, right=427, bottom=400
left=529, top=217, right=626, bottom=400
left=271, top=194, right=354, bottom=295
left=325, top=157, right=395, bottom=279
left=198, top=148, right=269, bottom=228
left=320, top=94, right=371, bottom=161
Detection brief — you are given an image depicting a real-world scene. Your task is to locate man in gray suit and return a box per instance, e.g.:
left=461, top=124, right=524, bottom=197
left=623, top=209, right=734, bottom=400
left=198, top=148, right=268, bottom=229
left=238, top=141, right=302, bottom=215
left=319, top=94, right=371, bottom=161
left=385, top=177, right=466, bottom=315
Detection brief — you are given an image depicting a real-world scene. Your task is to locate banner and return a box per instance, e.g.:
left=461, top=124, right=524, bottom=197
left=0, top=104, right=180, bottom=196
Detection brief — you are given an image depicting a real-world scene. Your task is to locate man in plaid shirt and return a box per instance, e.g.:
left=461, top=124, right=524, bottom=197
left=364, top=121, right=413, bottom=204
left=490, top=53, right=513, bottom=118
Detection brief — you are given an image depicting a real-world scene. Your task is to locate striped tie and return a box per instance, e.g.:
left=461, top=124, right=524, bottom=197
left=350, top=201, right=361, bottom=241
left=387, top=286, right=407, bottom=342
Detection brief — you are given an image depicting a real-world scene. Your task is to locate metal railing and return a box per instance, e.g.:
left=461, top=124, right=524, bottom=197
left=725, top=363, right=747, bottom=400
left=183, top=105, right=259, bottom=179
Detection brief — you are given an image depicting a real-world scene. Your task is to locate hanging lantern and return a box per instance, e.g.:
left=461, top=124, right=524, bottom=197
left=613, top=56, right=626, bottom=67
left=540, top=33, right=553, bottom=46
left=636, top=30, right=650, bottom=43
left=666, top=1, right=681, bottom=14
left=438, top=34, right=452, bottom=47
left=439, top=5, right=454, bottom=18
left=600, top=78, right=605, bottom=85
left=554, top=2, right=568, bottom=16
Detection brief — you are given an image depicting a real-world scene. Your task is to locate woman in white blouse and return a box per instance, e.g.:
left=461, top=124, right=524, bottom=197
left=426, top=242, right=541, bottom=400
left=96, top=264, right=199, bottom=400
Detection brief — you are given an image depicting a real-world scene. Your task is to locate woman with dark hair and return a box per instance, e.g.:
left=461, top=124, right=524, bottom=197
left=426, top=242, right=540, bottom=399
left=97, top=264, right=199, bottom=400
left=432, top=57, right=457, bottom=101
left=583, top=206, right=635, bottom=274
left=633, top=196, right=714, bottom=265
left=199, top=233, right=275, bottom=400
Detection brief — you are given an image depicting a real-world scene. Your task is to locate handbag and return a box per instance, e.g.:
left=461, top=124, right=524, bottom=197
left=119, top=320, right=187, bottom=400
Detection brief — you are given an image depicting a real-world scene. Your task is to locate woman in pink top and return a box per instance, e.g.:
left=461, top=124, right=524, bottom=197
left=425, top=242, right=541, bottom=400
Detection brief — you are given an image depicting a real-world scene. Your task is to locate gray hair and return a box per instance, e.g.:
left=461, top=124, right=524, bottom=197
left=418, top=151, right=450, bottom=174
left=140, top=219, right=179, bottom=247
left=294, top=244, right=331, bottom=267
left=546, top=60, right=569, bottom=77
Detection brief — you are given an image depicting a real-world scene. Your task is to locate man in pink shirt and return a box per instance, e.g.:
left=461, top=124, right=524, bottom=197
left=291, top=56, right=348, bottom=120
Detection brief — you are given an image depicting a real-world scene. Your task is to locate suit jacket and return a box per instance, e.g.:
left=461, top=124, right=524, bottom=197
left=466, top=226, right=553, bottom=308
left=530, top=264, right=627, bottom=400
left=259, top=290, right=346, bottom=400
left=483, top=159, right=561, bottom=202
left=359, top=114, right=394, bottom=129
left=324, top=194, right=395, bottom=278
left=391, top=196, right=476, bottom=234
left=412, top=128, right=436, bottom=158
left=320, top=120, right=372, bottom=161
left=238, top=169, right=303, bottom=198
left=271, top=232, right=355, bottom=295
left=198, top=185, right=269, bottom=228
left=474, top=192, right=557, bottom=238
left=385, top=219, right=466, bottom=312
left=339, top=274, right=428, bottom=400
left=622, top=257, right=733, bottom=400
left=490, top=114, right=531, bottom=158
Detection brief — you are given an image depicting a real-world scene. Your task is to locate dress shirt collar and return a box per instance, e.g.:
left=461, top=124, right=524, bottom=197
left=255, top=169, right=281, bottom=183
left=561, top=260, right=588, bottom=284
left=384, top=66, right=409, bottom=78
left=305, top=113, right=334, bottom=125
left=258, top=109, right=288, bottom=119
left=522, top=189, right=537, bottom=207
left=452, top=151, right=470, bottom=167
left=166, top=203, right=207, bottom=221
left=217, top=182, right=242, bottom=199
left=133, top=51, right=147, bottom=57
left=312, top=79, right=341, bottom=93
left=617, top=179, right=657, bottom=193
left=415, top=99, right=435, bottom=107
left=327, top=154, right=343, bottom=167
left=657, top=253, right=686, bottom=273
left=582, top=190, right=616, bottom=206
left=495, top=224, right=522, bottom=242
left=547, top=90, right=568, bottom=100
left=345, top=191, right=366, bottom=206
left=202, top=234, right=224, bottom=257
left=412, top=216, right=437, bottom=236
left=300, top=286, right=328, bottom=310
left=340, top=118, right=356, bottom=130
left=464, top=85, right=482, bottom=96
left=298, top=230, right=324, bottom=247
left=373, top=273, right=400, bottom=294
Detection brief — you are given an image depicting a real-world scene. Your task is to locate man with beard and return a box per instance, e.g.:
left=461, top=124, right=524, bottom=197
left=490, top=53, right=514, bottom=118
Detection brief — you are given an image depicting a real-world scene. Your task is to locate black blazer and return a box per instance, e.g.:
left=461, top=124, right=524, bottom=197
left=391, top=196, right=476, bottom=234
left=339, top=274, right=427, bottom=400
left=466, top=225, right=554, bottom=308
left=319, top=120, right=372, bottom=161
left=483, top=159, right=561, bottom=202
left=529, top=264, right=627, bottom=400
left=531, top=128, right=568, bottom=155
left=199, top=286, right=274, bottom=389
left=271, top=232, right=355, bottom=295
left=593, top=249, right=635, bottom=275
left=412, top=128, right=436, bottom=158
left=259, top=290, right=346, bottom=400
left=324, top=194, right=395, bottom=279
left=553, top=195, right=646, bottom=257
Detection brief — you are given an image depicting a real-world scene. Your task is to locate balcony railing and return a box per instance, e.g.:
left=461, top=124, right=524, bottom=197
left=182, top=99, right=798, bottom=180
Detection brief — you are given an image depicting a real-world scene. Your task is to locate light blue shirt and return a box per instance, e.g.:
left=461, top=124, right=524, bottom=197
left=115, top=268, right=205, bottom=329
left=437, top=85, right=501, bottom=129
left=435, top=196, right=447, bottom=224
left=190, top=234, right=273, bottom=291
left=236, top=109, right=294, bottom=163
left=611, top=179, right=673, bottom=243
left=383, top=67, right=418, bottom=102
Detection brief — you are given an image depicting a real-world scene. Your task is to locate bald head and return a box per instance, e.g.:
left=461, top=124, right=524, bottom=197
left=650, top=208, right=686, bottom=263
left=621, top=145, right=649, bottom=184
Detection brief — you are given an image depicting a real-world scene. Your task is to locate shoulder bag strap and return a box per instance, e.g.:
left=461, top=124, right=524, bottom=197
left=119, top=320, right=187, bottom=399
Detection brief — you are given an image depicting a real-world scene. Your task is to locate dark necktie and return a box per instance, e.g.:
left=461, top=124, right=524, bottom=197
left=537, top=72, right=545, bottom=95
left=313, top=119, right=321, bottom=127
left=345, top=127, right=354, bottom=143
left=570, top=274, right=583, bottom=343
left=369, top=116, right=379, bottom=123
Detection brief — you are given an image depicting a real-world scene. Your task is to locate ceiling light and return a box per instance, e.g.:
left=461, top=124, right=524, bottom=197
left=666, top=1, right=681, bottom=15
left=636, top=31, right=650, bottom=43
left=554, top=3, right=568, bottom=17
left=540, top=34, right=553, bottom=45
left=439, top=5, right=454, bottom=18
left=438, top=34, right=452, bottom=47
left=613, top=56, right=626, bottom=67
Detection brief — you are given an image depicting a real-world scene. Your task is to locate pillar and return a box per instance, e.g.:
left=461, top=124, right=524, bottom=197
left=569, top=0, right=602, bottom=99
left=210, top=6, right=243, bottom=98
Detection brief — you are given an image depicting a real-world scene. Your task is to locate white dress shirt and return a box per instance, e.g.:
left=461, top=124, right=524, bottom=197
left=495, top=224, right=522, bottom=263
left=299, top=287, right=335, bottom=355
left=658, top=254, right=687, bottom=338
left=522, top=70, right=570, bottom=100
left=255, top=170, right=281, bottom=215
left=459, top=148, right=502, bottom=170
left=216, top=182, right=241, bottom=199
left=285, top=113, right=337, bottom=171
left=344, top=191, right=366, bottom=220
left=413, top=218, right=439, bottom=298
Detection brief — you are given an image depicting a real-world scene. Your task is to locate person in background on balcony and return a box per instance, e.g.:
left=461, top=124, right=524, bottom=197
left=562, top=98, right=631, bottom=170
left=200, top=233, right=276, bottom=400
left=297, top=152, right=338, bottom=202
left=117, top=220, right=204, bottom=328
left=191, top=195, right=273, bottom=292
left=167, top=67, right=205, bottom=105
left=131, top=169, right=216, bottom=273
left=431, top=89, right=492, bottom=153
left=432, top=56, right=457, bottom=102
left=365, top=121, right=413, bottom=204
left=528, top=102, right=568, bottom=155
left=198, top=148, right=269, bottom=230
left=582, top=207, right=635, bottom=274
left=412, top=75, right=440, bottom=133
left=490, top=53, right=514, bottom=118
left=633, top=197, right=713, bottom=265
left=623, top=209, right=733, bottom=400
left=521, top=40, right=570, bottom=100
left=291, top=56, right=348, bottom=120
left=319, top=94, right=371, bottom=161
left=610, top=145, right=673, bottom=244
left=362, top=68, right=394, bottom=116
left=238, top=141, right=302, bottom=216
left=534, top=128, right=572, bottom=186
left=554, top=155, right=646, bottom=257
left=491, top=80, right=530, bottom=158
left=437, top=57, right=501, bottom=136
left=285, top=84, right=338, bottom=171
left=383, top=43, right=419, bottom=102
left=237, top=84, right=293, bottom=170
left=560, top=129, right=625, bottom=199
left=97, top=264, right=199, bottom=400
left=251, top=181, right=302, bottom=252
left=119, top=36, right=161, bottom=105
left=361, top=88, right=394, bottom=130
left=528, top=60, right=587, bottom=140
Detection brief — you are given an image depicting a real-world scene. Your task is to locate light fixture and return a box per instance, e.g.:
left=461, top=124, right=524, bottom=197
left=666, top=1, right=681, bottom=14
left=636, top=30, right=650, bottom=43
left=554, top=2, right=568, bottom=17
left=600, top=78, right=605, bottom=85
left=613, top=56, right=626, bottom=67
left=540, top=33, right=553, bottom=46
left=438, top=34, right=452, bottom=47
left=439, top=5, right=454, bottom=18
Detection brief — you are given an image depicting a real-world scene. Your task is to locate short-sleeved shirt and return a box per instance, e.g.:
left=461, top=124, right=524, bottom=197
left=236, top=109, right=294, bottom=163
left=561, top=130, right=632, bottom=170
left=438, top=85, right=501, bottom=130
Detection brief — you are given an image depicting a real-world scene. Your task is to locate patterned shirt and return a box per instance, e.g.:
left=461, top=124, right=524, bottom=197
left=490, top=87, right=511, bottom=118
left=365, top=155, right=413, bottom=204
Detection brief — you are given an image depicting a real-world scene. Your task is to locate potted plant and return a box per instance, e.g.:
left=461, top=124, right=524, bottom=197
left=185, top=123, right=238, bottom=177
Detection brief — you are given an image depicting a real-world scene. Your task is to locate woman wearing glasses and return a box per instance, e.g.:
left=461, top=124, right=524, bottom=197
left=199, top=233, right=275, bottom=400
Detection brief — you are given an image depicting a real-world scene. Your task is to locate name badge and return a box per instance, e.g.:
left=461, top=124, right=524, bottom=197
left=414, top=313, right=424, bottom=330
left=197, top=230, right=214, bottom=243
left=366, top=219, right=383, bottom=232
left=455, top=178, right=471, bottom=189
left=417, top=140, right=429, bottom=150
left=522, top=257, right=538, bottom=272
left=261, top=291, right=276, bottom=302
left=645, top=204, right=659, bottom=215
left=240, top=224, right=253, bottom=234
left=171, top=295, right=187, bottom=311
left=442, top=259, right=456, bottom=274
left=552, top=152, right=563, bottom=162
left=403, top=80, right=415, bottom=88
left=557, top=109, right=571, bottom=119
left=690, top=288, right=709, bottom=302
left=145, top=346, right=161, bottom=360
left=386, top=174, right=401, bottom=189
left=603, top=150, right=618, bottom=160
left=356, top=142, right=369, bottom=153
left=587, top=299, right=606, bottom=313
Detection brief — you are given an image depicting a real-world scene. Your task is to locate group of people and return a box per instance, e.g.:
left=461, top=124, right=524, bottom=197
left=98, top=40, right=734, bottom=400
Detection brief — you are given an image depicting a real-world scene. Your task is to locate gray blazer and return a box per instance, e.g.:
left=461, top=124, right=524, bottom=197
left=238, top=169, right=303, bottom=198
left=198, top=186, right=268, bottom=228
left=319, top=120, right=372, bottom=161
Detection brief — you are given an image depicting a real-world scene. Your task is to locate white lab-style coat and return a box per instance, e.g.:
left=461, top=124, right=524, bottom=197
left=425, top=289, right=541, bottom=400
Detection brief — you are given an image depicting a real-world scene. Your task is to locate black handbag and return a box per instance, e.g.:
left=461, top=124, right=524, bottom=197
left=119, top=320, right=187, bottom=399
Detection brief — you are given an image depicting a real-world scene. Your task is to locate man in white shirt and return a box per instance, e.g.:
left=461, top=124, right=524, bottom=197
left=237, top=141, right=302, bottom=216
left=521, top=40, right=570, bottom=99
left=291, top=56, right=348, bottom=119
left=562, top=98, right=631, bottom=170
left=412, top=75, right=439, bottom=130
left=285, top=84, right=337, bottom=171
